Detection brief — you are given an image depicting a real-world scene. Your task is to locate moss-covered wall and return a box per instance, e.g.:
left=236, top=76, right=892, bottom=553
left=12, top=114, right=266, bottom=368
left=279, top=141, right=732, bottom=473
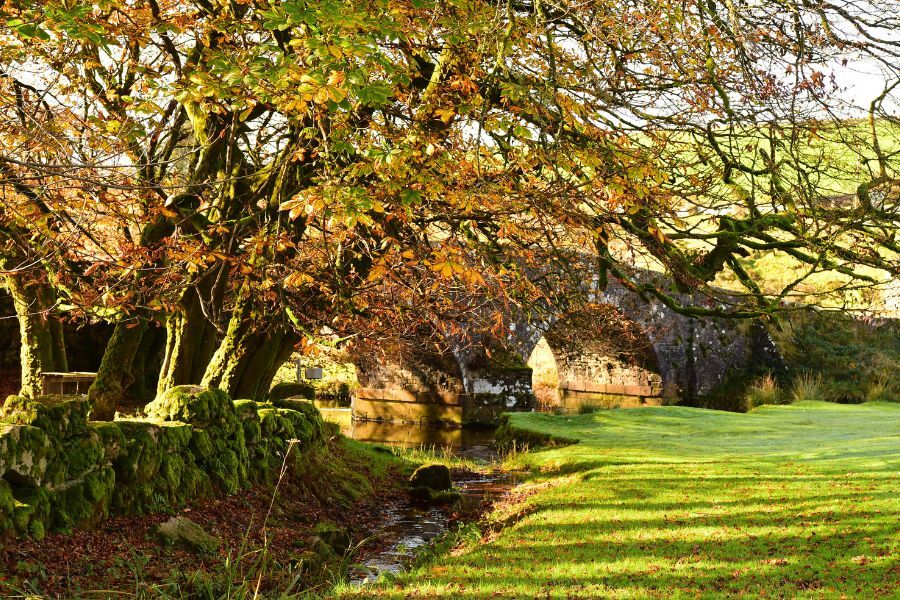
left=0, top=386, right=324, bottom=543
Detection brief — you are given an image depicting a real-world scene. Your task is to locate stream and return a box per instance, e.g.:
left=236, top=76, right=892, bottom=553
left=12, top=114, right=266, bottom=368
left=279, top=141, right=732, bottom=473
left=317, top=407, right=515, bottom=585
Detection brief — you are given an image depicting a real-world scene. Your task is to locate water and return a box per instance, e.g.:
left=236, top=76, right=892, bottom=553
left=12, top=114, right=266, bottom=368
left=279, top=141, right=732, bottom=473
left=349, top=470, right=515, bottom=585
left=316, top=408, right=514, bottom=585
left=319, top=407, right=497, bottom=459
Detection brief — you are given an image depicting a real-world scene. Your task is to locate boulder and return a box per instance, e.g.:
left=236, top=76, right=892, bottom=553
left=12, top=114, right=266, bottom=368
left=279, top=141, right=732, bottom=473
left=92, top=421, right=126, bottom=462
left=60, top=430, right=105, bottom=480
left=409, top=464, right=452, bottom=491
left=271, top=399, right=326, bottom=446
left=269, top=382, right=315, bottom=402
left=0, top=479, right=14, bottom=535
left=50, top=466, right=116, bottom=531
left=312, top=521, right=351, bottom=554
left=10, top=486, right=51, bottom=540
left=155, top=516, right=220, bottom=554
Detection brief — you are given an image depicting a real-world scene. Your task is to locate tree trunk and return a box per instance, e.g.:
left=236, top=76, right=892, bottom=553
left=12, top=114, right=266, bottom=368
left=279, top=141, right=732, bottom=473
left=127, top=324, right=166, bottom=405
left=156, top=268, right=226, bottom=394
left=4, top=273, right=67, bottom=398
left=87, top=319, right=148, bottom=420
left=201, top=292, right=297, bottom=401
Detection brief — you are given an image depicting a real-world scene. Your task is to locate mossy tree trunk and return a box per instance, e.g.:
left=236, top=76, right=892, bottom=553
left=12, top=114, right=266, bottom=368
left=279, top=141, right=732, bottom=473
left=156, top=278, right=226, bottom=394
left=200, top=290, right=297, bottom=401
left=87, top=320, right=148, bottom=420
left=3, top=272, right=67, bottom=397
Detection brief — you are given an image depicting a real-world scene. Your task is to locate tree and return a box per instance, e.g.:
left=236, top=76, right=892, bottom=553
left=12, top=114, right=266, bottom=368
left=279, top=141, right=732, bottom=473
left=0, top=0, right=897, bottom=415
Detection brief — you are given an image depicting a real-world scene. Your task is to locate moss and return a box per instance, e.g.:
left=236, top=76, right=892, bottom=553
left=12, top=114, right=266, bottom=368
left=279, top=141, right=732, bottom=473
left=269, top=381, right=315, bottom=402
left=242, top=416, right=262, bottom=445
left=0, top=479, right=14, bottom=536
left=112, top=420, right=192, bottom=485
left=188, top=426, right=249, bottom=494
left=270, top=399, right=326, bottom=446
left=51, top=467, right=115, bottom=531
left=155, top=516, right=220, bottom=554
left=91, top=421, right=126, bottom=462
left=145, top=386, right=239, bottom=436
left=189, top=428, right=213, bottom=459
left=0, top=394, right=90, bottom=439
left=159, top=453, right=186, bottom=492
left=0, top=384, right=332, bottom=539
left=233, top=399, right=259, bottom=419
left=257, top=407, right=279, bottom=436
left=234, top=400, right=262, bottom=445
left=312, top=521, right=351, bottom=554
left=11, top=486, right=50, bottom=540
left=0, top=424, right=55, bottom=486
left=62, top=430, right=104, bottom=480
left=409, top=464, right=452, bottom=491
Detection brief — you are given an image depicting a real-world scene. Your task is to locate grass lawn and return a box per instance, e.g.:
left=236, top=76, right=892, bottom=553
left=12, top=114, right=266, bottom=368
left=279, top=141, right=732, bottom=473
left=334, top=402, right=900, bottom=599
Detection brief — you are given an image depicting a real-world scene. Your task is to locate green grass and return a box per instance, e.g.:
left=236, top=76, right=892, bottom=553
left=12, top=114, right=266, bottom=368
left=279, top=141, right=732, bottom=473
left=334, top=402, right=900, bottom=598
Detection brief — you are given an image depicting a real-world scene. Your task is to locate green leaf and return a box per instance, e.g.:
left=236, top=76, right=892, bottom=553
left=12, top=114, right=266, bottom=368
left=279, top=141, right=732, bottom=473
left=356, top=83, right=393, bottom=107
left=401, top=190, right=423, bottom=206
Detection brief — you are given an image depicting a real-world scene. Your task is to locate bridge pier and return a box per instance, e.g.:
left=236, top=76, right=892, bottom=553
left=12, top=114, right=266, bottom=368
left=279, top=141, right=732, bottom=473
left=350, top=342, right=534, bottom=426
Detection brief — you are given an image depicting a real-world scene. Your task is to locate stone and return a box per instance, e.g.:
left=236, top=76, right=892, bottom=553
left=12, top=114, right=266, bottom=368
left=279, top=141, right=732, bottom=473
left=0, top=479, right=14, bottom=536
left=50, top=466, right=115, bottom=531
left=409, top=463, right=452, bottom=491
left=113, top=420, right=191, bottom=485
left=92, top=421, right=126, bottom=462
left=312, top=521, right=351, bottom=555
left=145, top=386, right=239, bottom=435
left=284, top=400, right=325, bottom=438
left=0, top=424, right=55, bottom=487
left=233, top=398, right=260, bottom=423
left=409, top=486, right=462, bottom=505
left=11, top=486, right=51, bottom=540
left=60, top=430, right=105, bottom=480
left=156, top=516, right=220, bottom=554
left=269, top=382, right=315, bottom=402
left=0, top=394, right=90, bottom=439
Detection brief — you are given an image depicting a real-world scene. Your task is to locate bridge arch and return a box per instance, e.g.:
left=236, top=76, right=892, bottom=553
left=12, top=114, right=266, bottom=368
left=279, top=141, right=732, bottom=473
left=523, top=304, right=670, bottom=411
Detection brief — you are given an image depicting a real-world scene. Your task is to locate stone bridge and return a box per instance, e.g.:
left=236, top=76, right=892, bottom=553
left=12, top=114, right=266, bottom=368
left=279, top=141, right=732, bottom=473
left=350, top=269, right=783, bottom=425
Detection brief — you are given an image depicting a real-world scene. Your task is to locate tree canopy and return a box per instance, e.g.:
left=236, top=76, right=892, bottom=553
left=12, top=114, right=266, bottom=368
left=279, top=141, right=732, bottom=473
left=0, top=0, right=898, bottom=410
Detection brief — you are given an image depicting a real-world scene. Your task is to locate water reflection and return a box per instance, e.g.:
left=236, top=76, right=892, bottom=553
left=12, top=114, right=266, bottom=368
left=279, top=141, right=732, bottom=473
left=318, top=407, right=496, bottom=453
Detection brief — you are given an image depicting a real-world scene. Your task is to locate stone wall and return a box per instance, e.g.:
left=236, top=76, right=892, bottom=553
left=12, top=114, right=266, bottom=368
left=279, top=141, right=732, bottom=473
left=0, top=386, right=324, bottom=542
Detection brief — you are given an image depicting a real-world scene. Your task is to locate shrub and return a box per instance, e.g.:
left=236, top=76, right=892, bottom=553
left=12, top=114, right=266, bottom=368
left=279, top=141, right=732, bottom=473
left=746, top=373, right=783, bottom=409
left=789, top=372, right=828, bottom=403
left=770, top=310, right=899, bottom=403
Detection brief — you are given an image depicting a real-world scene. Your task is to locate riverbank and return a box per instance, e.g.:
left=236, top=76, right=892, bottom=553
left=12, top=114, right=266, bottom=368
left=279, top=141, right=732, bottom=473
left=334, top=402, right=900, bottom=598
left=0, top=436, right=417, bottom=597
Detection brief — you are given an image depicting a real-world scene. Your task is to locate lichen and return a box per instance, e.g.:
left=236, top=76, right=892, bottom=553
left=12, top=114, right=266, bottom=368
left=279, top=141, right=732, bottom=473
left=0, top=424, right=55, bottom=487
